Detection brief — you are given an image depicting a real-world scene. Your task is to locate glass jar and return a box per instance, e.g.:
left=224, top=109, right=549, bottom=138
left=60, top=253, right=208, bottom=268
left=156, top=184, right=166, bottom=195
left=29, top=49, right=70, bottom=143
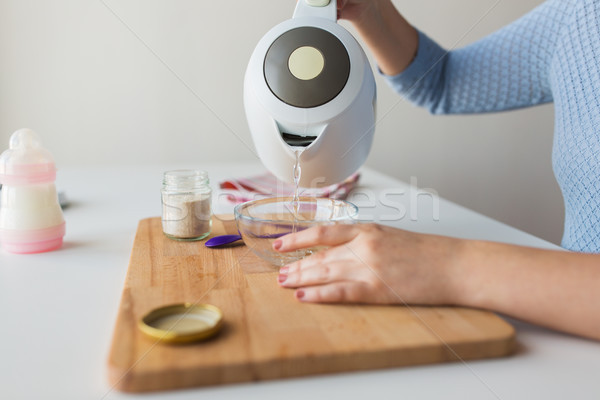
left=161, top=170, right=212, bottom=241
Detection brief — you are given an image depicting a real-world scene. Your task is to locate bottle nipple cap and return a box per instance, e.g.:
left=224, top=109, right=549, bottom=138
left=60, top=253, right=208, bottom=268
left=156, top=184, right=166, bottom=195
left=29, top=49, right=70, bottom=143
left=0, top=129, right=57, bottom=185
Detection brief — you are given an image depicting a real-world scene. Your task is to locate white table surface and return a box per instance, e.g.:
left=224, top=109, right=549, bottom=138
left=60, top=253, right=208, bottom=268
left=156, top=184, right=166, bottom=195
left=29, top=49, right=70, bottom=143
left=1, top=163, right=598, bottom=400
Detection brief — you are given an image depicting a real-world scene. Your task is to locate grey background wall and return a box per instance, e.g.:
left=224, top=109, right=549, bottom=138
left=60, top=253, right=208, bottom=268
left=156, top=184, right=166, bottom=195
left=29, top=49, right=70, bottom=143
left=0, top=0, right=564, bottom=244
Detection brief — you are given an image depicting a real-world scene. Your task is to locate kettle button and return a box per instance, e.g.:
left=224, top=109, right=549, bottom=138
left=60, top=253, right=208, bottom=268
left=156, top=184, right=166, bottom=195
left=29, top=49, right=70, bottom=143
left=288, top=46, right=325, bottom=81
left=305, top=0, right=330, bottom=6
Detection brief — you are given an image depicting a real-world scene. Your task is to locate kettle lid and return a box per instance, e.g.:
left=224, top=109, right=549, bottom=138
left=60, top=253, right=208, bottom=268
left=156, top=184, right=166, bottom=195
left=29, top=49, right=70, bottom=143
left=264, top=26, right=350, bottom=108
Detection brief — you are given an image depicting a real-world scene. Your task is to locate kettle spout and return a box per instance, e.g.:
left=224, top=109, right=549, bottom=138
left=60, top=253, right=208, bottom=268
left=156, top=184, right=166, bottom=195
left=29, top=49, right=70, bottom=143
left=276, top=120, right=325, bottom=149
left=280, top=132, right=318, bottom=147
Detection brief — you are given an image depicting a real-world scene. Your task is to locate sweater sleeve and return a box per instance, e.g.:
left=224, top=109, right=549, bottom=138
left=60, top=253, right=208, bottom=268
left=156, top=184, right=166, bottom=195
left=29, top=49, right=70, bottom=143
left=384, top=0, right=571, bottom=115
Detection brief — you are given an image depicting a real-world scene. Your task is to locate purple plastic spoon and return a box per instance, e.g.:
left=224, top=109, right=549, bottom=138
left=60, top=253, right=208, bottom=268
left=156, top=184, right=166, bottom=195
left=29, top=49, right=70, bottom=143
left=205, top=234, right=242, bottom=248
left=205, top=232, right=291, bottom=248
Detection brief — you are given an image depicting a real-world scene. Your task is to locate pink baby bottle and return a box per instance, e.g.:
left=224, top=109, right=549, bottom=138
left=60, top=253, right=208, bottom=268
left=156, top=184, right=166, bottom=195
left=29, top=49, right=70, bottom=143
left=0, top=129, right=66, bottom=253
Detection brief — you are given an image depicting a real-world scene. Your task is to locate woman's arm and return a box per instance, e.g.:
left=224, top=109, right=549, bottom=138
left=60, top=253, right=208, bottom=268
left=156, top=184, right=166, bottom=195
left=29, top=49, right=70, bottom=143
left=274, top=224, right=600, bottom=340
left=339, top=0, right=569, bottom=114
left=458, top=239, right=600, bottom=339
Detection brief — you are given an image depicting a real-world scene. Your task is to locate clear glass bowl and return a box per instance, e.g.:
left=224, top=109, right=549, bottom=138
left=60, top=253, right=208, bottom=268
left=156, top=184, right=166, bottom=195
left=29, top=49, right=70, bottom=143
left=234, top=197, right=358, bottom=267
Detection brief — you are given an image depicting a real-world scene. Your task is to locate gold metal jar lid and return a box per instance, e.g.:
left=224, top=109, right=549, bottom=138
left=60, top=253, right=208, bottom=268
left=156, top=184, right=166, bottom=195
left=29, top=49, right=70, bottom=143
left=138, top=303, right=223, bottom=344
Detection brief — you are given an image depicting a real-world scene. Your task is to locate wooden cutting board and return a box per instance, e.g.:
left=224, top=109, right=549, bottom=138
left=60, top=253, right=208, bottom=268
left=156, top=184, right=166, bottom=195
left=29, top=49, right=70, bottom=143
left=107, top=216, right=515, bottom=393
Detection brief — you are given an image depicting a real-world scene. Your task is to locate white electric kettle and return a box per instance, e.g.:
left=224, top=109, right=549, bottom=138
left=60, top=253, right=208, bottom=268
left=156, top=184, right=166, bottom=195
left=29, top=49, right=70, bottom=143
left=244, top=0, right=376, bottom=187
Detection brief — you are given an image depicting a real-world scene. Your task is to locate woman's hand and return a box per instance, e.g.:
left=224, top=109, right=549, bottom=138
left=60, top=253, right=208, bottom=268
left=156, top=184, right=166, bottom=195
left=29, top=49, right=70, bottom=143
left=336, top=0, right=380, bottom=23
left=336, top=0, right=418, bottom=75
left=273, top=223, right=466, bottom=304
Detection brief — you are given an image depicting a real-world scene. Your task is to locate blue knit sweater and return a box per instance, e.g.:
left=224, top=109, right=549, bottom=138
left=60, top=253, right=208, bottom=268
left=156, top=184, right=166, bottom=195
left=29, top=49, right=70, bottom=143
left=385, top=0, right=600, bottom=253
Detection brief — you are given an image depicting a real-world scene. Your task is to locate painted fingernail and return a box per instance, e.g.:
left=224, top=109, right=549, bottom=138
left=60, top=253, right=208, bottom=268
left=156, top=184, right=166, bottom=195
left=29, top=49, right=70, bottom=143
left=278, top=273, right=287, bottom=284
left=279, top=266, right=289, bottom=274
left=273, top=240, right=282, bottom=250
left=296, top=290, right=305, bottom=300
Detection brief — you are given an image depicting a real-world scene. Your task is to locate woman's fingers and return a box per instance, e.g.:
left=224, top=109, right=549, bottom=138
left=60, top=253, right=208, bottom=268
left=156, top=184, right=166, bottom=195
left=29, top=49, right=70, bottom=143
left=295, top=281, right=371, bottom=303
left=273, top=224, right=359, bottom=252
left=279, top=256, right=365, bottom=288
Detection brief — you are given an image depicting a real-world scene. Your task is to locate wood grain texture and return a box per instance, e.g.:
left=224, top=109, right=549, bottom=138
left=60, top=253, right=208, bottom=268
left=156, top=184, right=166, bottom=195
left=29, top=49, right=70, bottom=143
left=107, top=216, right=515, bottom=393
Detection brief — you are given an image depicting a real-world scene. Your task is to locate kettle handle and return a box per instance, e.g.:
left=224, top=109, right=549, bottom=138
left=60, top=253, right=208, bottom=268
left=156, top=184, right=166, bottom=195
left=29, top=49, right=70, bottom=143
left=293, top=0, right=337, bottom=21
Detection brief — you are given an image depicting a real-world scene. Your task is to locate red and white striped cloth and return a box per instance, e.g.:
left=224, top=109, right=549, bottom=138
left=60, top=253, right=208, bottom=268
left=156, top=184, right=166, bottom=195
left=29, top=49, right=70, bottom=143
left=219, top=172, right=360, bottom=204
